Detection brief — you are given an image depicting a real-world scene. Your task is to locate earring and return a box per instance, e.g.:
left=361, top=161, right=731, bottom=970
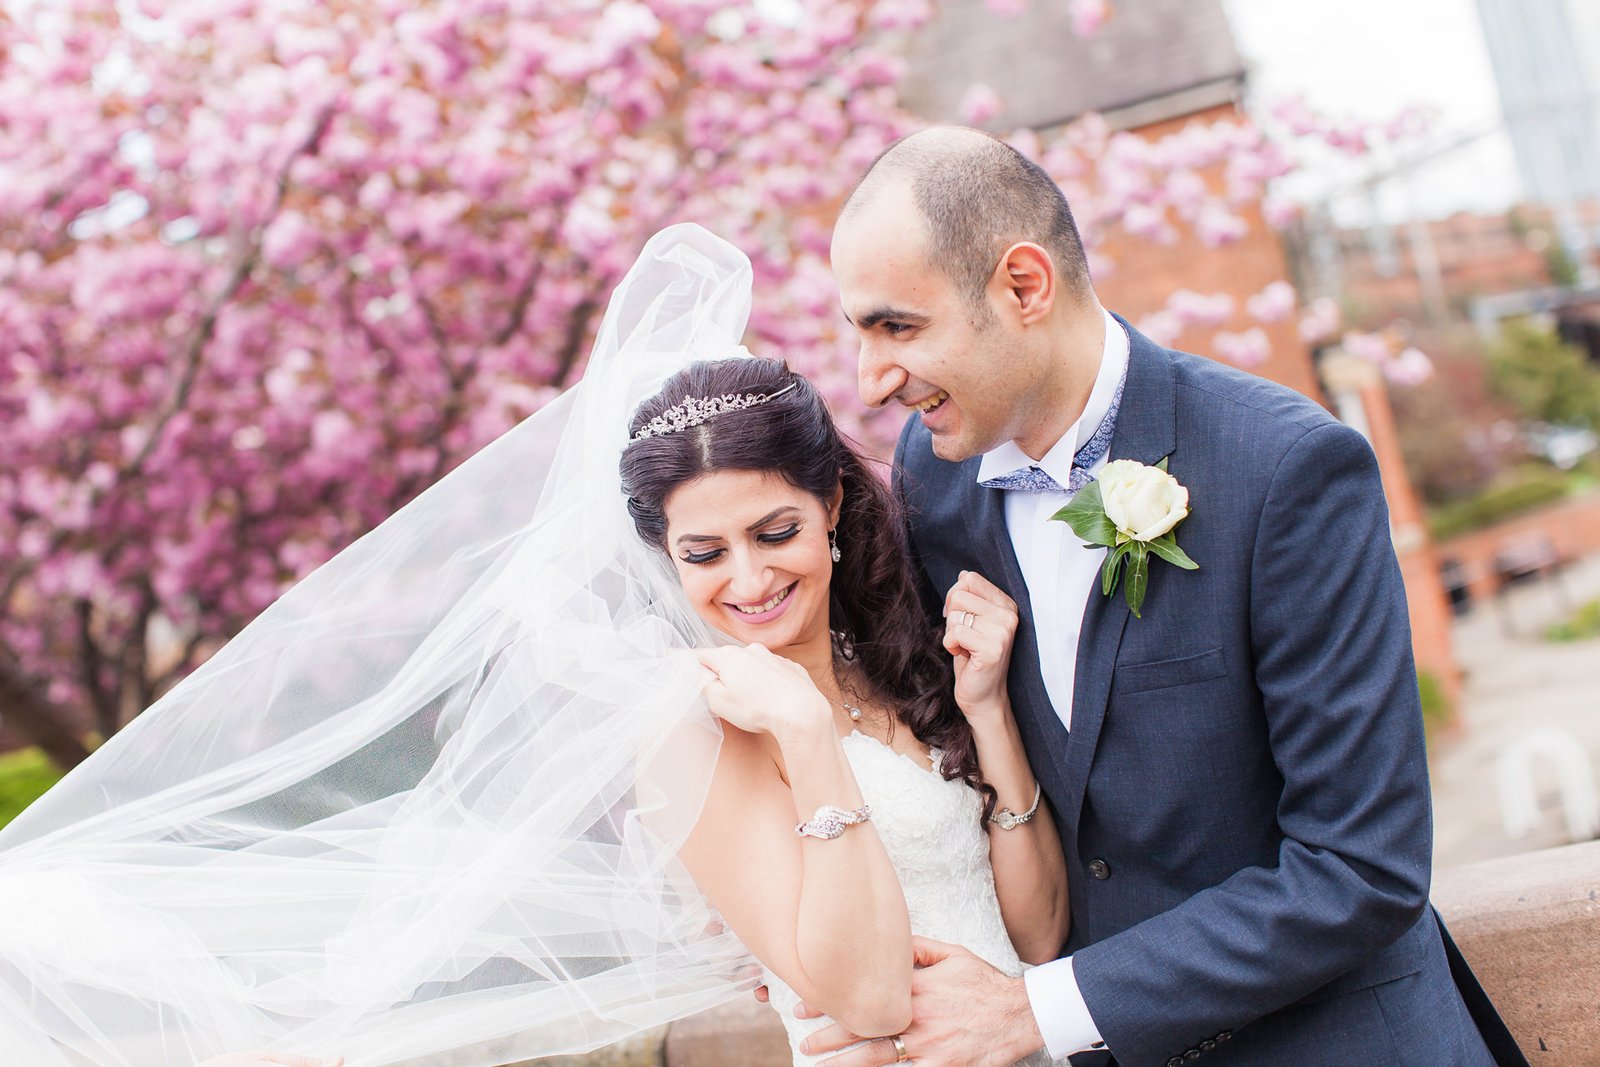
left=828, top=528, right=842, bottom=563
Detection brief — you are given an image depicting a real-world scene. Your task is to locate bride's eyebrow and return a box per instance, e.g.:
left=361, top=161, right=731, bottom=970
left=674, top=507, right=801, bottom=546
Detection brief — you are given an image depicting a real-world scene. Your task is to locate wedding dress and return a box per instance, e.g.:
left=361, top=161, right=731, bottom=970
left=764, top=731, right=1054, bottom=1067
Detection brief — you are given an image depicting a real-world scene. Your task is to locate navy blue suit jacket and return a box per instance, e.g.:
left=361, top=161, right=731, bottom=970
left=892, top=321, right=1518, bottom=1067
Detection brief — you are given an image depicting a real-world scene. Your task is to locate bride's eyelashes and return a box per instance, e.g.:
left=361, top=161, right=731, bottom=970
left=760, top=523, right=803, bottom=545
left=678, top=524, right=803, bottom=566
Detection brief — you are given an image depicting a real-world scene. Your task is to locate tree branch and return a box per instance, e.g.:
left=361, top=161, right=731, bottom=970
left=0, top=652, right=92, bottom=770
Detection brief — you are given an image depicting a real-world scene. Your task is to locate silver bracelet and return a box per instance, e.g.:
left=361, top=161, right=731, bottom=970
left=796, top=803, right=872, bottom=840
left=989, top=782, right=1042, bottom=830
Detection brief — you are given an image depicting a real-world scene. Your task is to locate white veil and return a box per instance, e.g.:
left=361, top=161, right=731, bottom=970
left=0, top=225, right=762, bottom=1066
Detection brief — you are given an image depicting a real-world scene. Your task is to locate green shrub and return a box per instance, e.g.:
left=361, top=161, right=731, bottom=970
left=1489, top=321, right=1600, bottom=431
left=1428, top=466, right=1572, bottom=541
left=1547, top=600, right=1600, bottom=642
left=0, top=748, right=62, bottom=829
left=1417, top=670, right=1451, bottom=734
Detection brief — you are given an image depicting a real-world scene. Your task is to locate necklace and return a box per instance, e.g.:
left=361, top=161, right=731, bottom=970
left=828, top=641, right=866, bottom=722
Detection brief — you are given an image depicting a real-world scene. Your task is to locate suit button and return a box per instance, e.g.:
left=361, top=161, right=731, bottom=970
left=1217, top=1031, right=1232, bottom=1042
left=1185, top=1052, right=1201, bottom=1061
left=1201, top=1040, right=1216, bottom=1051
left=1087, top=858, right=1111, bottom=880
left=1167, top=1059, right=1183, bottom=1067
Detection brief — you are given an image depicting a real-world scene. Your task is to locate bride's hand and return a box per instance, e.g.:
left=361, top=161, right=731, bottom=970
left=942, top=571, right=1019, bottom=720
left=699, top=643, right=831, bottom=743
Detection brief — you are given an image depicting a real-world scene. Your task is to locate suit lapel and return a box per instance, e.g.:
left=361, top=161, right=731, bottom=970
left=956, top=471, right=1073, bottom=800
left=1061, top=319, right=1177, bottom=823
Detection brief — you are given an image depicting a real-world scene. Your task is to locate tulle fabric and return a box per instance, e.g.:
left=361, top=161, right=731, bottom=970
left=0, top=225, right=761, bottom=1066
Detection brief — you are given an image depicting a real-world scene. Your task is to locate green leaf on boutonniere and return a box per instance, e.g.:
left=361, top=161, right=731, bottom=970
left=1102, top=539, right=1134, bottom=596
left=1125, top=542, right=1149, bottom=617
left=1051, top=481, right=1117, bottom=547
left=1147, top=532, right=1199, bottom=570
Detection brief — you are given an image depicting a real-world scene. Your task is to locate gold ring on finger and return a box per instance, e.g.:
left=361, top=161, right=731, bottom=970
left=890, top=1034, right=911, bottom=1062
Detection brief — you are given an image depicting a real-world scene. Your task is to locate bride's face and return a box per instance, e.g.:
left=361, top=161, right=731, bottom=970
left=661, top=469, right=842, bottom=655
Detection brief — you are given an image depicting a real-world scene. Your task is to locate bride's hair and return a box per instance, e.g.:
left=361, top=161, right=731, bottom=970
left=621, top=357, right=997, bottom=824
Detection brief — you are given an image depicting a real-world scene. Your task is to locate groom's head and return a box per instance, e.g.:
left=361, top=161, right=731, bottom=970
left=832, top=126, right=1101, bottom=462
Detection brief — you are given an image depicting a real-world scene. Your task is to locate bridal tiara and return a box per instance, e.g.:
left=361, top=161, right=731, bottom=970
left=629, top=380, right=799, bottom=442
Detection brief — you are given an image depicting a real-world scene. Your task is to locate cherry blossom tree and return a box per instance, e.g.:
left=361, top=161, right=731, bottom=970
left=0, top=0, right=1411, bottom=767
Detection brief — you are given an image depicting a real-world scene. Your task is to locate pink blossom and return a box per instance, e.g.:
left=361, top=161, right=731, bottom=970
left=1245, top=281, right=1296, bottom=324
left=1262, top=193, right=1299, bottom=230
left=1298, top=297, right=1342, bottom=343
left=959, top=83, right=1004, bottom=126
left=1341, top=331, right=1392, bottom=364
left=1122, top=203, right=1175, bottom=243
left=1384, top=346, right=1434, bottom=386
left=870, top=0, right=934, bottom=31
left=1166, top=289, right=1235, bottom=328
left=1269, top=95, right=1322, bottom=138
left=1212, top=327, right=1271, bottom=367
left=262, top=210, right=318, bottom=270
left=1135, top=310, right=1182, bottom=347
left=1068, top=0, right=1109, bottom=37
left=1195, top=201, right=1248, bottom=246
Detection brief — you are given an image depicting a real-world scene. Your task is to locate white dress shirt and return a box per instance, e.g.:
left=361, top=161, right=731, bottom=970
left=975, top=308, right=1129, bottom=1060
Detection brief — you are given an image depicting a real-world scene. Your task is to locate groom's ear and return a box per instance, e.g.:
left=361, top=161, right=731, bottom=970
left=995, top=242, right=1055, bottom=326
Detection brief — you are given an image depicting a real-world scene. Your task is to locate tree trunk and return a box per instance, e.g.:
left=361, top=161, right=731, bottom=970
left=0, top=667, right=92, bottom=769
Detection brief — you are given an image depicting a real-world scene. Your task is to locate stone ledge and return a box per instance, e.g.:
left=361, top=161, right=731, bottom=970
left=523, top=840, right=1600, bottom=1066
left=1433, top=838, right=1600, bottom=1062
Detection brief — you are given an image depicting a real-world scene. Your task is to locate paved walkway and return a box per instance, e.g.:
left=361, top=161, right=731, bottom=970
left=1431, top=552, right=1600, bottom=870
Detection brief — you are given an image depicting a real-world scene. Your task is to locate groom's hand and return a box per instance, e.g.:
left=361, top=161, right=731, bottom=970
left=800, top=937, right=1044, bottom=1067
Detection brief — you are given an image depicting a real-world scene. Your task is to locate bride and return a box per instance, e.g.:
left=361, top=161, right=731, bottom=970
left=0, top=225, right=1063, bottom=1066
left=620, top=353, right=1067, bottom=1065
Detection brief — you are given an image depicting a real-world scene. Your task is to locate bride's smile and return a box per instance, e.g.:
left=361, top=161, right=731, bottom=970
left=661, top=468, right=842, bottom=655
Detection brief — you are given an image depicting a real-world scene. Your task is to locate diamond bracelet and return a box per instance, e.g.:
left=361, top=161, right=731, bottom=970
left=989, top=782, right=1042, bottom=830
left=795, top=803, right=872, bottom=840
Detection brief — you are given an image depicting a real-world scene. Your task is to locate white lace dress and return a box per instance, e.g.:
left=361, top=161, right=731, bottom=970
left=761, top=730, right=1057, bottom=1067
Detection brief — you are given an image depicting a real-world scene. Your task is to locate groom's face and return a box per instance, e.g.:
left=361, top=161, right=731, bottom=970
left=832, top=189, right=1029, bottom=462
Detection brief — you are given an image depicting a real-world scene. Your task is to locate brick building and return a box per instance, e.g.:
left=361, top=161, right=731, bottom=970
left=898, top=0, right=1461, bottom=703
left=1294, top=200, right=1600, bottom=336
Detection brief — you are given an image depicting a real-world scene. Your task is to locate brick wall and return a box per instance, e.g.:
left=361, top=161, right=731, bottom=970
left=1092, top=103, right=1325, bottom=402
left=1436, top=490, right=1600, bottom=603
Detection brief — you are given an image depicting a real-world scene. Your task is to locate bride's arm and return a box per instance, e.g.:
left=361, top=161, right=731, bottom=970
left=945, top=572, right=1071, bottom=965
left=677, top=644, right=914, bottom=1038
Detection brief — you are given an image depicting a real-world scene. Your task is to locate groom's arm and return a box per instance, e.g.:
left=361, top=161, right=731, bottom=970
left=1067, top=420, right=1434, bottom=1064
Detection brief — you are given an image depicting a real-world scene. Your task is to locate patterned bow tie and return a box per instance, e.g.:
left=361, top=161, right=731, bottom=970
left=979, top=370, right=1126, bottom=495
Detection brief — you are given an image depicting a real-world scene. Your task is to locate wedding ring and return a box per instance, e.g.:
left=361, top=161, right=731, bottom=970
left=890, top=1034, right=911, bottom=1062
left=960, top=610, right=976, bottom=627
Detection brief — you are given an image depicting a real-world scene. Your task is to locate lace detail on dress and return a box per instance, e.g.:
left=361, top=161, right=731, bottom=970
left=760, top=731, right=1056, bottom=1066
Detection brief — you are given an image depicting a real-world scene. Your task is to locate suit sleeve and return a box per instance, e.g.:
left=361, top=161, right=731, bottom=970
left=1070, top=421, right=1433, bottom=1063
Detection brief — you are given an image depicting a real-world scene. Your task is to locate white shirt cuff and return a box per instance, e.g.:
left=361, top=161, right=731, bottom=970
left=1023, top=955, right=1106, bottom=1060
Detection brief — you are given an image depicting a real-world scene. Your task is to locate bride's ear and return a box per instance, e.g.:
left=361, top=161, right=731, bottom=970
left=827, top=481, right=844, bottom=527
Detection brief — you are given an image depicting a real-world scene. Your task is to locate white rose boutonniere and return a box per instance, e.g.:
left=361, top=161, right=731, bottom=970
left=1051, top=457, right=1198, bottom=617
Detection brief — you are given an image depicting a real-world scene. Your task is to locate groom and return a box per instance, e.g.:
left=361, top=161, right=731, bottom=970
left=807, top=128, right=1525, bottom=1067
